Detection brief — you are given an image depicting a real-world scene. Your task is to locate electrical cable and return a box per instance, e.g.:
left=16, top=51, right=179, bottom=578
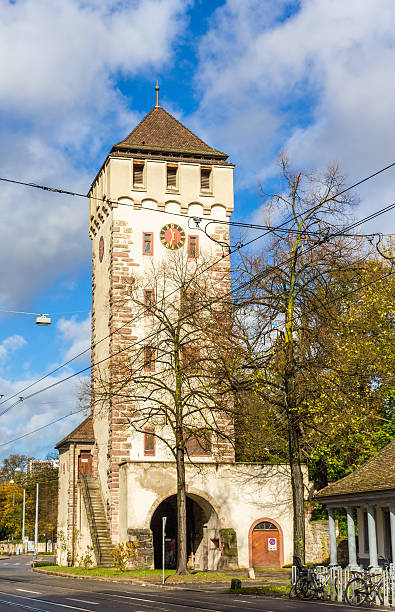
left=2, top=160, right=395, bottom=235
left=1, top=194, right=395, bottom=420
left=1, top=163, right=395, bottom=409
left=2, top=262, right=394, bottom=450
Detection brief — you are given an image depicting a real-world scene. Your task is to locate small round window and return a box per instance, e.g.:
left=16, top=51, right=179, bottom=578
left=253, top=521, right=277, bottom=531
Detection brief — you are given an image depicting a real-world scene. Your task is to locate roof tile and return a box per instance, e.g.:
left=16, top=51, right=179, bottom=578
left=112, top=106, right=228, bottom=160
left=315, top=439, right=395, bottom=498
left=56, top=415, right=94, bottom=448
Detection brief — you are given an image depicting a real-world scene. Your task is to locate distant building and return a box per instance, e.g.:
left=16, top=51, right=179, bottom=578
left=26, top=459, right=59, bottom=475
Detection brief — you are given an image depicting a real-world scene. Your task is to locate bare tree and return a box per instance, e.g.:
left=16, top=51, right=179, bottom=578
left=95, top=252, right=235, bottom=574
left=229, top=155, right=369, bottom=561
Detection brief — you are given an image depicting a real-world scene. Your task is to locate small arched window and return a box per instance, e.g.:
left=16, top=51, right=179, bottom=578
left=253, top=521, right=277, bottom=531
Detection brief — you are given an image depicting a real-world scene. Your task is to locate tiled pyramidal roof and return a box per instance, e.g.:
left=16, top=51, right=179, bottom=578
left=112, top=106, right=229, bottom=162
left=56, top=415, right=94, bottom=449
left=315, top=439, right=395, bottom=498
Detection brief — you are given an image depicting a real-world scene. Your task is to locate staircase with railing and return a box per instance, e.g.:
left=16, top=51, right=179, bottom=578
left=79, top=475, right=114, bottom=567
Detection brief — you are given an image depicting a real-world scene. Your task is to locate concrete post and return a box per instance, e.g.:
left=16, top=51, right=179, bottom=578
left=367, top=505, right=378, bottom=569
left=328, top=507, right=337, bottom=566
left=346, top=507, right=359, bottom=569
left=389, top=504, right=395, bottom=565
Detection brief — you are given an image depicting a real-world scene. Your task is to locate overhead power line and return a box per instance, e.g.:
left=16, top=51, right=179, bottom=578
left=2, top=158, right=395, bottom=234
left=2, top=263, right=394, bottom=451
left=1, top=161, right=394, bottom=410
left=1, top=192, right=395, bottom=422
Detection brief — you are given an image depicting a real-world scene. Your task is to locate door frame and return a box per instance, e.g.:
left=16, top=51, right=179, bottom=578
left=248, top=517, right=284, bottom=568
left=78, top=450, right=93, bottom=477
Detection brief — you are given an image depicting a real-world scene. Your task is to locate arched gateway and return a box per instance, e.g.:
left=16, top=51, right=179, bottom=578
left=150, top=493, right=221, bottom=570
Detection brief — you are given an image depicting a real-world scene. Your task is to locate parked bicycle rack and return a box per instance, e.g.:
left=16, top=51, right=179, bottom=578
left=291, top=564, right=395, bottom=607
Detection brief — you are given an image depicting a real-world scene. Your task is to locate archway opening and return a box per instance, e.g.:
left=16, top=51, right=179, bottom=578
left=150, top=493, right=220, bottom=570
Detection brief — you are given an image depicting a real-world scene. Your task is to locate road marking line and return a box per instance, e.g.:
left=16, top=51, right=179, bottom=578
left=0, top=596, right=46, bottom=611
left=0, top=590, right=92, bottom=611
left=110, top=593, right=221, bottom=611
left=67, top=598, right=99, bottom=605
left=16, top=588, right=42, bottom=594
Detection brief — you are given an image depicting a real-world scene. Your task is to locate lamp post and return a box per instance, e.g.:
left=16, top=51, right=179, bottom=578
left=34, top=483, right=39, bottom=558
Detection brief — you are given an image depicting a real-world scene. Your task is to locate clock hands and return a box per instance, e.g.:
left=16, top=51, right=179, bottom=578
left=169, top=228, right=176, bottom=247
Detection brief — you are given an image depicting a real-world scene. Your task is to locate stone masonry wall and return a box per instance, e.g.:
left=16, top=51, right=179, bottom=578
left=107, top=218, right=138, bottom=542
left=128, top=528, right=154, bottom=569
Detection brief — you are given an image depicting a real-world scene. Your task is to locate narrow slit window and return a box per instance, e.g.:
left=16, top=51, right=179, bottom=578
left=188, top=235, right=199, bottom=258
left=185, top=429, right=212, bottom=456
left=200, top=167, right=212, bottom=192
left=167, top=165, right=178, bottom=189
left=133, top=161, right=145, bottom=187
left=144, top=429, right=155, bottom=456
left=181, top=345, right=200, bottom=372
left=144, top=345, right=155, bottom=371
left=143, top=232, right=153, bottom=255
left=144, top=289, right=155, bottom=313
left=181, top=289, right=197, bottom=315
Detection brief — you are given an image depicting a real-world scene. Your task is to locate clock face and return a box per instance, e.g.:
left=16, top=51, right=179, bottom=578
left=160, top=223, right=186, bottom=250
left=99, top=236, right=104, bottom=262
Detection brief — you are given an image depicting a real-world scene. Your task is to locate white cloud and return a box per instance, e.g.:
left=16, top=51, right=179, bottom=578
left=0, top=0, right=189, bottom=308
left=192, top=0, right=395, bottom=231
left=0, top=334, right=27, bottom=363
left=0, top=369, right=90, bottom=460
left=57, top=315, right=91, bottom=364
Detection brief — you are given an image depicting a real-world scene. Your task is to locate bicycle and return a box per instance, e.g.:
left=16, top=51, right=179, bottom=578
left=344, top=558, right=389, bottom=607
left=291, top=556, right=338, bottom=600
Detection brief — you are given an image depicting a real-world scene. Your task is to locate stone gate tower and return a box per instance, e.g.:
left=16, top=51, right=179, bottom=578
left=56, top=93, right=296, bottom=571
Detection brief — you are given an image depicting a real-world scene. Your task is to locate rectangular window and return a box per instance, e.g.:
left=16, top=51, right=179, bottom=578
left=200, top=167, right=212, bottom=192
left=185, top=429, right=212, bottom=457
left=144, top=429, right=155, bottom=456
left=181, top=289, right=197, bottom=315
left=133, top=161, right=145, bottom=188
left=181, top=345, right=200, bottom=371
left=188, top=235, right=199, bottom=258
left=167, top=164, right=178, bottom=190
left=144, top=345, right=155, bottom=371
left=143, top=232, right=153, bottom=255
left=144, top=289, right=155, bottom=313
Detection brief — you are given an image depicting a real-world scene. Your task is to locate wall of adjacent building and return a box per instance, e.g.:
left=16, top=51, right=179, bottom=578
left=119, top=460, right=297, bottom=568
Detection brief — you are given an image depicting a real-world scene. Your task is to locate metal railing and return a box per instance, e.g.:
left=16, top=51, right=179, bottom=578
left=80, top=475, right=101, bottom=566
left=291, top=564, right=395, bottom=607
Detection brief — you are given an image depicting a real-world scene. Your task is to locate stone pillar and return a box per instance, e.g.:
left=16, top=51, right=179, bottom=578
left=389, top=504, right=395, bottom=564
left=328, top=507, right=337, bottom=566
left=346, top=507, right=359, bottom=569
left=367, top=506, right=379, bottom=569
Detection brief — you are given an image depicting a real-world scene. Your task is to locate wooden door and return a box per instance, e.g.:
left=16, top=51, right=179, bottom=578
left=78, top=451, right=92, bottom=477
left=252, top=521, right=281, bottom=568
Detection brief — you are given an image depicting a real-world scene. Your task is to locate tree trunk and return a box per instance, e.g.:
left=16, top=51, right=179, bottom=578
left=288, top=418, right=305, bottom=563
left=175, top=444, right=188, bottom=574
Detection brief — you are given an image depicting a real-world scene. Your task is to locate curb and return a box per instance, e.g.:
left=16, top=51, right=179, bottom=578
left=32, top=568, right=153, bottom=587
left=31, top=568, right=290, bottom=592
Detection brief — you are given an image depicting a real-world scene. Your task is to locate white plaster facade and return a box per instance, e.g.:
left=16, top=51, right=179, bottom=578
left=118, top=461, right=295, bottom=568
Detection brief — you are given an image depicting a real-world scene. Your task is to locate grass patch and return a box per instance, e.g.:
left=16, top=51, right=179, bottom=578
left=228, top=584, right=291, bottom=596
left=35, top=566, right=175, bottom=580
left=36, top=566, right=251, bottom=583
left=33, top=562, right=59, bottom=568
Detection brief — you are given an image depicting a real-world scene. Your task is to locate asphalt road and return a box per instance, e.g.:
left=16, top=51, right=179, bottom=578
left=0, top=555, right=382, bottom=611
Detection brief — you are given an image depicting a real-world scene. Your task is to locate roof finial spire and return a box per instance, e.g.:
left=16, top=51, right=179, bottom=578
left=155, top=81, right=160, bottom=107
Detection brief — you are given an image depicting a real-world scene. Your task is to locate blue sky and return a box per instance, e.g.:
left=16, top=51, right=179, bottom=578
left=1, top=0, right=395, bottom=460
